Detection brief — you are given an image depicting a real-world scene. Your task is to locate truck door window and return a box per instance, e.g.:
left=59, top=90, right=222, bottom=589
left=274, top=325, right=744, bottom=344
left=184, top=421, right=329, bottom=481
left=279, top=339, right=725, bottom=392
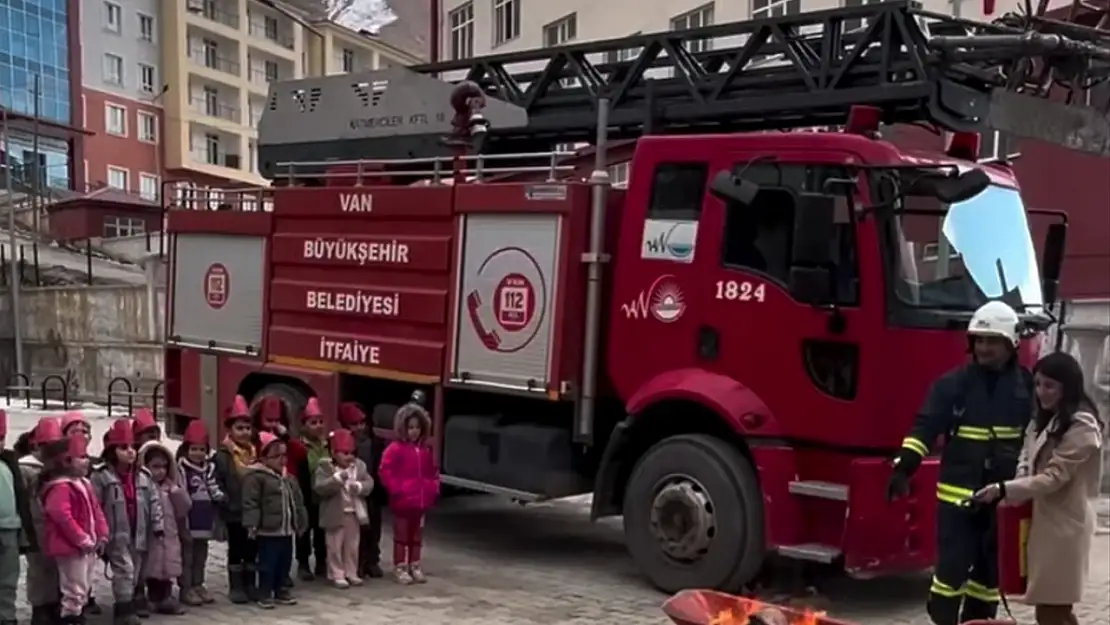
left=648, top=163, right=708, bottom=220
left=720, top=163, right=859, bottom=304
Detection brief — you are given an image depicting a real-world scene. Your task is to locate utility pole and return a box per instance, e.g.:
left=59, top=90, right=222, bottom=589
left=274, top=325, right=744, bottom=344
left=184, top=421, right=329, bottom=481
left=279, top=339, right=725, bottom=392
left=2, top=109, right=24, bottom=376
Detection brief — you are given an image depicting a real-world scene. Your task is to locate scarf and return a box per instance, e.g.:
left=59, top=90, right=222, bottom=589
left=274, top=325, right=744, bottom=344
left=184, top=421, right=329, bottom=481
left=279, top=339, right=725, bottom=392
left=222, top=437, right=256, bottom=470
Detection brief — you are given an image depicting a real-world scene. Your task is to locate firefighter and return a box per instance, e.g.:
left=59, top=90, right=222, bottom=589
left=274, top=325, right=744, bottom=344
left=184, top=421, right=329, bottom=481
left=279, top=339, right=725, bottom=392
left=886, top=300, right=1033, bottom=625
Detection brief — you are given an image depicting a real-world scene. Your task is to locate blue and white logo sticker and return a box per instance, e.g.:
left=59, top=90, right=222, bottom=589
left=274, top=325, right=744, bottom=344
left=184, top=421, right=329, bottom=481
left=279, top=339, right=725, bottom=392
left=641, top=219, right=698, bottom=263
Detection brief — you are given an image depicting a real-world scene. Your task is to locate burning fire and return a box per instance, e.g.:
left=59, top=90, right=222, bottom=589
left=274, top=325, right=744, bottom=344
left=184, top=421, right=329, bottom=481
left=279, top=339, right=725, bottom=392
left=707, top=597, right=826, bottom=625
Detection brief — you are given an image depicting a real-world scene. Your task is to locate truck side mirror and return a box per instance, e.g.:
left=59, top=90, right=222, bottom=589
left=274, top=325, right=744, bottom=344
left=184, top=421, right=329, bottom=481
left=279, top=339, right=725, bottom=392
left=790, top=193, right=836, bottom=266
left=709, top=170, right=760, bottom=206
left=933, top=169, right=990, bottom=204
left=1040, top=222, right=1067, bottom=305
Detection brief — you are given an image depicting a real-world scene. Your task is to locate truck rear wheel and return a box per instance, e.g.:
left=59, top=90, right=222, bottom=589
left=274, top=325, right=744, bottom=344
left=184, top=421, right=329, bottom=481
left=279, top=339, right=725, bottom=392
left=622, top=433, right=764, bottom=593
left=255, top=383, right=308, bottom=428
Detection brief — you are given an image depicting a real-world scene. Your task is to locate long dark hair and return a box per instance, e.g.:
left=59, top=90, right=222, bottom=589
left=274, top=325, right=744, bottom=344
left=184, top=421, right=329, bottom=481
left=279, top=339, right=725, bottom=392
left=1033, top=352, right=1097, bottom=440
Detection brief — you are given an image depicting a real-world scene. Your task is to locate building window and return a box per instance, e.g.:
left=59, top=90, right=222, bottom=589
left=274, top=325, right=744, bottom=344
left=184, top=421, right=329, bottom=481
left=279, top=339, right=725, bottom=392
left=103, top=54, right=125, bottom=86
left=107, top=166, right=129, bottom=190
left=342, top=49, right=355, bottom=73
left=493, top=0, right=520, bottom=46
left=610, top=162, right=630, bottom=188
left=104, top=216, right=146, bottom=238
left=843, top=0, right=882, bottom=33
left=138, top=13, right=155, bottom=41
left=203, top=39, right=219, bottom=69
left=139, top=64, right=156, bottom=94
left=449, top=3, right=474, bottom=60
left=206, top=133, right=221, bottom=165
left=671, top=4, right=714, bottom=52
left=105, top=1, right=122, bottom=33
left=753, top=0, right=801, bottom=18
left=543, top=14, right=578, bottom=47
left=106, top=104, right=127, bottom=136
left=264, top=60, right=279, bottom=82
left=138, top=112, right=157, bottom=143
left=605, top=33, right=641, bottom=65
left=140, top=174, right=159, bottom=201
left=203, top=86, right=219, bottom=116
left=264, top=15, right=278, bottom=40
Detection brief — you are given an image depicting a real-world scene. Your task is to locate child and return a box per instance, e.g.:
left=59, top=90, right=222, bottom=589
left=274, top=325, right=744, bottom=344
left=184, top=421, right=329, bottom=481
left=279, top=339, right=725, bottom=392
left=137, top=441, right=190, bottom=615
left=60, top=412, right=102, bottom=618
left=175, top=419, right=224, bottom=605
left=91, top=419, right=163, bottom=625
left=339, top=402, right=386, bottom=579
left=212, top=396, right=257, bottom=604
left=242, top=432, right=308, bottom=609
left=20, top=417, right=64, bottom=625
left=132, top=410, right=161, bottom=447
left=379, top=403, right=440, bottom=585
left=41, top=434, right=109, bottom=625
left=0, top=410, right=36, bottom=625
left=313, top=428, right=373, bottom=588
left=290, top=398, right=328, bottom=581
left=253, top=397, right=288, bottom=441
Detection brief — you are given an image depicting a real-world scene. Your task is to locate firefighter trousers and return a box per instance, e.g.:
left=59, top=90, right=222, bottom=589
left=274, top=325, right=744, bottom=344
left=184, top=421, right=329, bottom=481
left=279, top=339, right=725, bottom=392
left=927, top=502, right=1000, bottom=625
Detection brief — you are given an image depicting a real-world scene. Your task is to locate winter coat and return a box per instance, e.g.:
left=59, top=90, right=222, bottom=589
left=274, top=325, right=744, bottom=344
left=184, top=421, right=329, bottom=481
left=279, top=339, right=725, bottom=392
left=138, top=442, right=191, bottom=581
left=241, top=464, right=308, bottom=537
left=212, top=441, right=253, bottom=524
left=379, top=441, right=439, bottom=513
left=41, top=476, right=109, bottom=559
left=288, top=436, right=328, bottom=512
left=90, top=463, right=163, bottom=554
left=18, top=455, right=48, bottom=548
left=312, top=458, right=373, bottom=529
left=1003, top=410, right=1104, bottom=605
left=1, top=450, right=36, bottom=552
left=355, top=432, right=388, bottom=507
left=178, top=457, right=224, bottom=539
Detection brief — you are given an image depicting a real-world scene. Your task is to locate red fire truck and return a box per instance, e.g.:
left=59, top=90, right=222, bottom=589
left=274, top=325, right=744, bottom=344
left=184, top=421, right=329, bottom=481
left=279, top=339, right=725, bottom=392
left=162, top=0, right=1109, bottom=593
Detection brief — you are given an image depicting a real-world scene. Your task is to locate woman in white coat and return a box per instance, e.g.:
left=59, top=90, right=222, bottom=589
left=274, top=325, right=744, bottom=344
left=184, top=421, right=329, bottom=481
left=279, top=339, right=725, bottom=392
left=973, top=352, right=1103, bottom=625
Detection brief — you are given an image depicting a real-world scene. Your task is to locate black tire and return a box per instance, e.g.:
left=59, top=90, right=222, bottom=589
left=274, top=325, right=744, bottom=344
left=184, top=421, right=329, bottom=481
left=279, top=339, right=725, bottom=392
left=622, top=433, right=765, bottom=593
left=255, top=383, right=308, bottom=434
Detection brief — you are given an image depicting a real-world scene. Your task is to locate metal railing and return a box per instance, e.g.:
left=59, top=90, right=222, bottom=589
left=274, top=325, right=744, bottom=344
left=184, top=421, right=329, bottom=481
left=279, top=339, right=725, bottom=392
left=248, top=67, right=282, bottom=85
left=193, top=3, right=239, bottom=29
left=189, top=97, right=241, bottom=123
left=187, top=45, right=240, bottom=76
left=248, top=23, right=295, bottom=49
left=189, top=149, right=243, bottom=170
left=273, top=151, right=580, bottom=185
left=165, top=185, right=273, bottom=213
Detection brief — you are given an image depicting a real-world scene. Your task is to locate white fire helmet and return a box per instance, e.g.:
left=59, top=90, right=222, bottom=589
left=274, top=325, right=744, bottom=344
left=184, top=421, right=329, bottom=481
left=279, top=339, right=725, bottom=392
left=967, top=301, right=1020, bottom=347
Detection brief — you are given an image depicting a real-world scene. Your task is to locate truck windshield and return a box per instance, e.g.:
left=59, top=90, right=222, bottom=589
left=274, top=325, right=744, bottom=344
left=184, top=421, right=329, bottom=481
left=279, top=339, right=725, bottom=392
left=886, top=184, right=1043, bottom=313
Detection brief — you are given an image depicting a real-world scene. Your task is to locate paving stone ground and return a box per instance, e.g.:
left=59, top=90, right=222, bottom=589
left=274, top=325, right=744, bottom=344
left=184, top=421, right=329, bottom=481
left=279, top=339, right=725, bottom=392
left=6, top=406, right=1108, bottom=625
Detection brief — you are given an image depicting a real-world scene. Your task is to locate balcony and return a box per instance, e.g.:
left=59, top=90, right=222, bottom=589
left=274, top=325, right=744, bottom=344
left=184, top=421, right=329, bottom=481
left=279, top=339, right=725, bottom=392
left=246, top=10, right=296, bottom=51
left=246, top=52, right=293, bottom=91
left=190, top=125, right=243, bottom=171
left=190, top=147, right=243, bottom=170
left=186, top=0, right=240, bottom=30
left=187, top=43, right=240, bottom=78
left=190, top=97, right=241, bottom=124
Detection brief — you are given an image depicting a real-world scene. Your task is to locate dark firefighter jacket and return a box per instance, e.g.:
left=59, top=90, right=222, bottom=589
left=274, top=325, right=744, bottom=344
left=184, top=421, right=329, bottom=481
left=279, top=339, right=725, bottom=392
left=896, top=362, right=1033, bottom=505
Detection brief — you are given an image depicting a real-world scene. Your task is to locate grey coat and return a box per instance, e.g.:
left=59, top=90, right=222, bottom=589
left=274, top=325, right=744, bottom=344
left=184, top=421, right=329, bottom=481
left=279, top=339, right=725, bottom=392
left=17, top=455, right=48, bottom=546
left=312, top=458, right=373, bottom=530
left=90, top=463, right=165, bottom=554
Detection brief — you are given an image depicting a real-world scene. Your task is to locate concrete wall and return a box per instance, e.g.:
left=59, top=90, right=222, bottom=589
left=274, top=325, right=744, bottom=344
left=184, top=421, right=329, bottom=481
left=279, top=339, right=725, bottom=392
left=0, top=276, right=165, bottom=405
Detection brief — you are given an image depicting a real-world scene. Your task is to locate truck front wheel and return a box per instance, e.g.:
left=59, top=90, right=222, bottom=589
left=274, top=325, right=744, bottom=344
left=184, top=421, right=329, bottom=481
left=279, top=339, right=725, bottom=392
left=622, top=433, right=764, bottom=593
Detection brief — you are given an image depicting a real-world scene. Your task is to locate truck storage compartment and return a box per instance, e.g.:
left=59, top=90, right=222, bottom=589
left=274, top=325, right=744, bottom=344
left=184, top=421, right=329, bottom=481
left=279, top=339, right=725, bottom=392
left=443, top=415, right=582, bottom=496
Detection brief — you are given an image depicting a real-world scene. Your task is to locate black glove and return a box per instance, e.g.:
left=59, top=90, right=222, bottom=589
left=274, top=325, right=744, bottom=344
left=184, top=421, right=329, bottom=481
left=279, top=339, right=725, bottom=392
left=886, top=467, right=911, bottom=502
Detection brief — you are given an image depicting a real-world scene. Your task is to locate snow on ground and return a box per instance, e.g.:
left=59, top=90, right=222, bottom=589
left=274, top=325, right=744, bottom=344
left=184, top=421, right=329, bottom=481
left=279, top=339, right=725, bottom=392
left=1, top=399, right=178, bottom=455
left=1, top=230, right=146, bottom=284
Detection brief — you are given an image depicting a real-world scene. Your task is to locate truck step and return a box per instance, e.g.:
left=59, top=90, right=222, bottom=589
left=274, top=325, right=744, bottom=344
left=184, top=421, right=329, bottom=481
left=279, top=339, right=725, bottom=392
left=788, top=480, right=849, bottom=501
left=777, top=543, right=843, bottom=564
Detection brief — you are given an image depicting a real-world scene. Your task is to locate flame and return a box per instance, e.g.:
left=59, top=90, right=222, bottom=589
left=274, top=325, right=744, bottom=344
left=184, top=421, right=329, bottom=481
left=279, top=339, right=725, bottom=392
left=709, top=598, right=827, bottom=625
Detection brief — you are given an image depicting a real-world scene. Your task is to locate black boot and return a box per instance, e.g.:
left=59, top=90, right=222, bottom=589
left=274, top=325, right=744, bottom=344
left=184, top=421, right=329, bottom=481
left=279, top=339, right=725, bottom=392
left=31, top=605, right=54, bottom=625
left=226, top=565, right=249, bottom=605
left=112, top=601, right=141, bottom=625
left=296, top=563, right=314, bottom=582
left=83, top=597, right=102, bottom=616
left=132, top=587, right=151, bottom=618
left=242, top=565, right=259, bottom=602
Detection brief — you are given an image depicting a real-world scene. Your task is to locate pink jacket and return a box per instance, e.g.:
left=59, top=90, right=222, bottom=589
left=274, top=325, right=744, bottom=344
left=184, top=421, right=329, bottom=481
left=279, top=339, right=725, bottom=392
left=379, top=441, right=440, bottom=513
left=41, top=476, right=109, bottom=559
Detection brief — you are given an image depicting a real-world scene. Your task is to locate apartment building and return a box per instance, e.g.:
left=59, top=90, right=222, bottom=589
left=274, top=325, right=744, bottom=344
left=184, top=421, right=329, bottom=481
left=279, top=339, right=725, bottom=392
left=80, top=0, right=423, bottom=202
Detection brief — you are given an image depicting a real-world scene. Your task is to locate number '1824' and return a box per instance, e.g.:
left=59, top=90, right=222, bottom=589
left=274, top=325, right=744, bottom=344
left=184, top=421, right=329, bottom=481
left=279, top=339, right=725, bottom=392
left=715, top=280, right=766, bottom=303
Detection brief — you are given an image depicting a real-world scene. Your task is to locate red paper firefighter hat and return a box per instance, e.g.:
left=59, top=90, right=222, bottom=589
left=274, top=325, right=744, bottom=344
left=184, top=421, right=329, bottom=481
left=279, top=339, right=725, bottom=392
left=61, top=411, right=89, bottom=434
left=302, top=397, right=323, bottom=421
left=66, top=433, right=89, bottom=459
left=103, top=419, right=135, bottom=447
left=328, top=428, right=356, bottom=454
left=182, top=420, right=210, bottom=447
left=225, top=395, right=250, bottom=424
left=0, top=410, right=6, bottom=438
left=258, top=396, right=284, bottom=425
left=132, top=408, right=158, bottom=435
left=33, top=417, right=64, bottom=445
left=257, top=431, right=280, bottom=454
left=338, top=402, right=366, bottom=427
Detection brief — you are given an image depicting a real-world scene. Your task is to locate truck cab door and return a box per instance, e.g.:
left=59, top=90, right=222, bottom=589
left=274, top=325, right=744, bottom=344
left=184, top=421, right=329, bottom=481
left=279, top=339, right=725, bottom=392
left=693, top=156, right=868, bottom=436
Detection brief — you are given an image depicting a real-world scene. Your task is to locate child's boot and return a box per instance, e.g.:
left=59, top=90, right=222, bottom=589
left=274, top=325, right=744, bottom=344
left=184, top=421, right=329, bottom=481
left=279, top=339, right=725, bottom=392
left=409, top=563, right=427, bottom=584
left=226, top=566, right=248, bottom=605
left=83, top=597, right=102, bottom=616
left=393, top=565, right=413, bottom=585
left=179, top=587, right=203, bottom=607
left=132, top=587, right=151, bottom=619
left=195, top=586, right=215, bottom=604
left=243, top=565, right=259, bottom=602
left=274, top=588, right=297, bottom=606
left=112, top=601, right=141, bottom=625
left=30, top=605, right=54, bottom=625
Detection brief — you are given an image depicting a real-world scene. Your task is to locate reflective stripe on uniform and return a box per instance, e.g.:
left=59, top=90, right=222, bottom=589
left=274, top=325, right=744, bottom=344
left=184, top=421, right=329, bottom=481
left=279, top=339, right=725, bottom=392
left=902, top=436, right=929, bottom=456
left=937, top=482, right=975, bottom=505
left=929, top=576, right=964, bottom=598
left=965, top=580, right=1000, bottom=603
left=954, top=425, right=1023, bottom=441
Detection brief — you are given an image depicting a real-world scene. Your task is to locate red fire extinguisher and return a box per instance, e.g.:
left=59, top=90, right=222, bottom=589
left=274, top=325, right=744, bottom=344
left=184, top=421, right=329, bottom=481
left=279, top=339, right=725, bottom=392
left=997, top=501, right=1034, bottom=596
